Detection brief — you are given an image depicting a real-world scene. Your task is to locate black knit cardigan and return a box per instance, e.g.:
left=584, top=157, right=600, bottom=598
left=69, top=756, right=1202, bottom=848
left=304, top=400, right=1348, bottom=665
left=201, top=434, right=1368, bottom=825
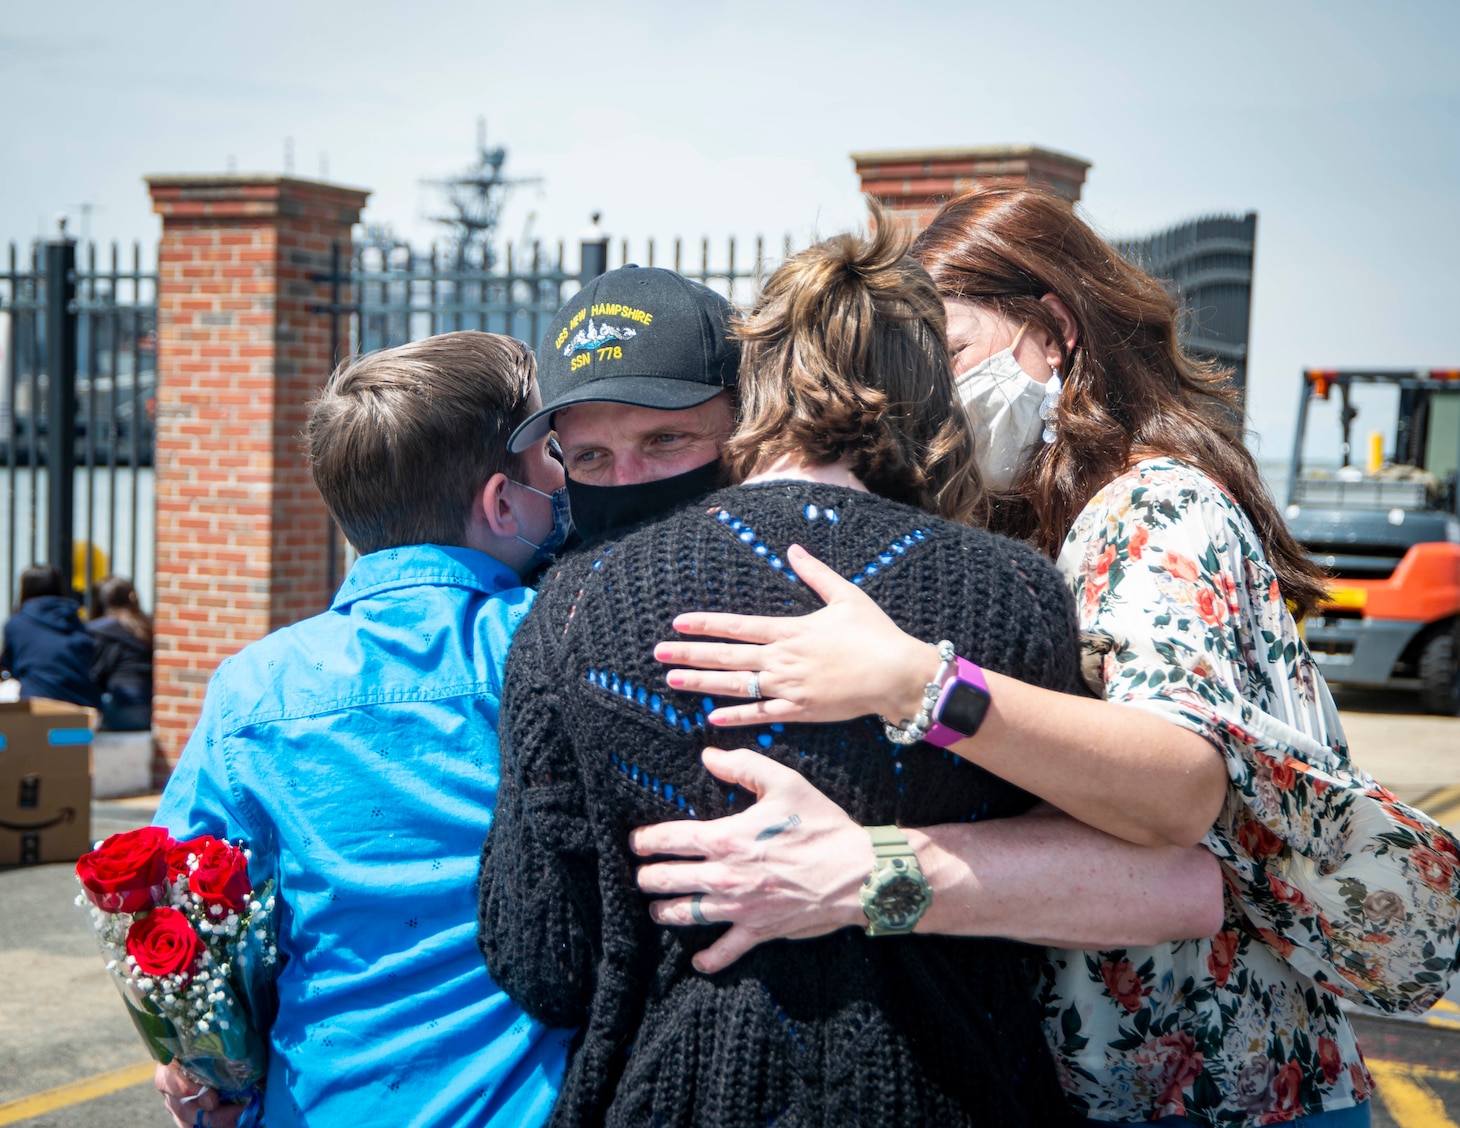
left=479, top=481, right=1085, bottom=1127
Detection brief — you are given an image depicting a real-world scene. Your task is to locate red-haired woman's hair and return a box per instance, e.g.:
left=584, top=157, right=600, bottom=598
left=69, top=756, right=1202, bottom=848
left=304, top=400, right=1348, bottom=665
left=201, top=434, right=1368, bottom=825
left=913, top=187, right=1326, bottom=617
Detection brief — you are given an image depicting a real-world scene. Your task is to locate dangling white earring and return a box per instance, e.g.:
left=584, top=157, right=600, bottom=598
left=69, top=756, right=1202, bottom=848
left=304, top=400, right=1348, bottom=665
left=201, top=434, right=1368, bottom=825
left=1040, top=367, right=1062, bottom=444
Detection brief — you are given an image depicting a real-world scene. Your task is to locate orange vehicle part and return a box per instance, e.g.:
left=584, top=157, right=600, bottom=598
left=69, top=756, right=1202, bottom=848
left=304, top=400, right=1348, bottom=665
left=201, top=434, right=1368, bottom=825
left=1320, top=542, right=1460, bottom=622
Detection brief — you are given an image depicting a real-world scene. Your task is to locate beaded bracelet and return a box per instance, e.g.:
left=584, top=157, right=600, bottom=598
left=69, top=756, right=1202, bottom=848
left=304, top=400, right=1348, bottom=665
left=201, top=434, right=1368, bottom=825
left=881, top=639, right=956, bottom=746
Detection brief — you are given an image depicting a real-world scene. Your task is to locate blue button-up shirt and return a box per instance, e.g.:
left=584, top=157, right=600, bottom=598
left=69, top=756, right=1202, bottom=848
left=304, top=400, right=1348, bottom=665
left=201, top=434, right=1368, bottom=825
left=155, top=545, right=569, bottom=1128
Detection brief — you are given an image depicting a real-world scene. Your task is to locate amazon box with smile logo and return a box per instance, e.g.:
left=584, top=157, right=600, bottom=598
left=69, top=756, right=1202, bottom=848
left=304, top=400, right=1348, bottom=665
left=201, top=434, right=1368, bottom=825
left=0, top=698, right=94, bottom=865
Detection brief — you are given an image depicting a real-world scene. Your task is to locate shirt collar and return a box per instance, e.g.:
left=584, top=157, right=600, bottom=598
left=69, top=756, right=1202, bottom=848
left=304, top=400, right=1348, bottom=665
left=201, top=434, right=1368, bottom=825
left=331, top=544, right=523, bottom=610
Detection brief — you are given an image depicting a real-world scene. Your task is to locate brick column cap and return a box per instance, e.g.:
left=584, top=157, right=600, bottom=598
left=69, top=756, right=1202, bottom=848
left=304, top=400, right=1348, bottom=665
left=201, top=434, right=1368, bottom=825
left=849, top=144, right=1091, bottom=176
left=851, top=144, right=1091, bottom=212
left=146, top=175, right=370, bottom=222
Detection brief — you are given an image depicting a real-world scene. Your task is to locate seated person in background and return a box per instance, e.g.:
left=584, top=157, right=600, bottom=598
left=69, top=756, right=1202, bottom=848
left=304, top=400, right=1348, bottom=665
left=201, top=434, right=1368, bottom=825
left=152, top=331, right=572, bottom=1128
left=0, top=563, right=101, bottom=709
left=87, top=575, right=154, bottom=731
left=479, top=222, right=1093, bottom=1126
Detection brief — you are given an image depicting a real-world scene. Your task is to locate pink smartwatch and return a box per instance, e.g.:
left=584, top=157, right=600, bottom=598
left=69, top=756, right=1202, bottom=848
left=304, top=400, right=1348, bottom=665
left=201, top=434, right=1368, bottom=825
left=923, top=657, right=992, bottom=748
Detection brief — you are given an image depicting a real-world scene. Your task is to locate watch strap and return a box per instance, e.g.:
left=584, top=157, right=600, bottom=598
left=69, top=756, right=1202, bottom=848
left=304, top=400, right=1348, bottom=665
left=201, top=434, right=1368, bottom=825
left=923, top=657, right=990, bottom=748
left=867, top=824, right=914, bottom=857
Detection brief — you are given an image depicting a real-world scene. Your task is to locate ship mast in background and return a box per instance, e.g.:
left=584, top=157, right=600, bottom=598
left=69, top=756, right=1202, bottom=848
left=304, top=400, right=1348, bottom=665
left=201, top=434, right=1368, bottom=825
left=421, top=117, right=541, bottom=270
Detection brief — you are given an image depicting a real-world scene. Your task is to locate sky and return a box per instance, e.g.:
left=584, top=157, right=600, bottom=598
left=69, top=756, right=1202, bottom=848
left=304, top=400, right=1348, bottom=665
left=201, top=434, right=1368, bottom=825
left=3, top=0, right=1458, bottom=468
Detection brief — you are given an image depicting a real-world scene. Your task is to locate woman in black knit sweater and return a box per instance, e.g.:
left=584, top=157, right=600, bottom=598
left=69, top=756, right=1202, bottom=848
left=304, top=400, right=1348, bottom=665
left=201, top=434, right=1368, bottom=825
left=478, top=220, right=1084, bottom=1126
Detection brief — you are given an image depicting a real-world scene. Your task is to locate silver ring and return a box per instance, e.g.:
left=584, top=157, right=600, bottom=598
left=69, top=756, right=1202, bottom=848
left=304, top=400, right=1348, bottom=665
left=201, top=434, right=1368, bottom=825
left=746, top=672, right=762, bottom=700
left=690, top=893, right=709, bottom=926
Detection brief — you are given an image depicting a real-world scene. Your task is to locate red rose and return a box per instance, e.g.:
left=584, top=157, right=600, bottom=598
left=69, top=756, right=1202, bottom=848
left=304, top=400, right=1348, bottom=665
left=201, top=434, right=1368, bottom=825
left=1159, top=1031, right=1204, bottom=1098
left=1132, top=1030, right=1204, bottom=1118
left=1207, top=929, right=1240, bottom=989
left=1433, top=833, right=1460, bottom=862
left=1256, top=926, right=1296, bottom=959
left=1165, top=552, right=1200, bottom=582
left=1128, top=525, right=1149, bottom=561
left=166, top=835, right=225, bottom=881
left=1269, top=759, right=1298, bottom=791
left=1338, top=963, right=1377, bottom=991
left=1099, top=957, right=1152, bottom=1014
left=1262, top=1059, right=1304, bottom=1123
left=1317, top=1036, right=1343, bottom=1084
left=76, top=826, right=172, bottom=913
left=189, top=839, right=251, bottom=913
left=1349, top=1061, right=1371, bottom=1102
left=1237, top=816, right=1285, bottom=858
left=1411, top=846, right=1455, bottom=892
left=1385, top=805, right=1429, bottom=832
left=1196, top=588, right=1224, bottom=627
left=126, top=907, right=202, bottom=979
left=1267, top=874, right=1314, bottom=915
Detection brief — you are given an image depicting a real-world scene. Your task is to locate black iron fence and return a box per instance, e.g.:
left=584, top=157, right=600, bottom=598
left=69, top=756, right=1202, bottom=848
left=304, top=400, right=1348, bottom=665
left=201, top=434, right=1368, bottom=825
left=0, top=237, right=157, bottom=611
left=335, top=231, right=791, bottom=357
left=337, top=218, right=1254, bottom=394
left=1116, top=212, right=1257, bottom=398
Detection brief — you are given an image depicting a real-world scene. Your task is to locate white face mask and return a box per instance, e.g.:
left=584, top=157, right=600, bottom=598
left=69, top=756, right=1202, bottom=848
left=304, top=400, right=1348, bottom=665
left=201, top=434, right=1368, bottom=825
left=955, top=331, right=1062, bottom=491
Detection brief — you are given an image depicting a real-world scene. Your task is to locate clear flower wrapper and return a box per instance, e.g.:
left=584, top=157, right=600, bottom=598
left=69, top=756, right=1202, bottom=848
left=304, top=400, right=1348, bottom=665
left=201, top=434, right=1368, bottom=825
left=75, top=827, right=281, bottom=1126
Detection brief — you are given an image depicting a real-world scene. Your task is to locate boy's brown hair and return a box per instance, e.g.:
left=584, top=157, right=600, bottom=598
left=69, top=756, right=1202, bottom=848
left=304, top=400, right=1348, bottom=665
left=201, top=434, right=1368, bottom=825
left=307, top=331, right=536, bottom=555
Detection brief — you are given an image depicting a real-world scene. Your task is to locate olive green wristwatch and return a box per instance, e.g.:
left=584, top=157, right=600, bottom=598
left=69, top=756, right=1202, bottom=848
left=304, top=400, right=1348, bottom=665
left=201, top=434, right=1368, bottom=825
left=859, top=825, right=932, bottom=937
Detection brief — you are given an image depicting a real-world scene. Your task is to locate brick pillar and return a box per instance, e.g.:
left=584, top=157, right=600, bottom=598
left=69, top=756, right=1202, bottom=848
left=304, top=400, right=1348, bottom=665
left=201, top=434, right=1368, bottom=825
left=145, top=175, right=369, bottom=766
left=851, top=145, right=1091, bottom=235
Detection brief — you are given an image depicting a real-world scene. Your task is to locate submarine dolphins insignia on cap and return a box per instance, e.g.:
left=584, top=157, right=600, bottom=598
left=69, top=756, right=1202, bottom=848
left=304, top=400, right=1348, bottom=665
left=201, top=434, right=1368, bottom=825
left=563, top=318, right=638, bottom=356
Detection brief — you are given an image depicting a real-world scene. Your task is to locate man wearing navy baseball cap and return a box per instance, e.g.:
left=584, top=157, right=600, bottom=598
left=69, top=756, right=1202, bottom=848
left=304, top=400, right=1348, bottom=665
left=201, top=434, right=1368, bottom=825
left=509, top=265, right=740, bottom=542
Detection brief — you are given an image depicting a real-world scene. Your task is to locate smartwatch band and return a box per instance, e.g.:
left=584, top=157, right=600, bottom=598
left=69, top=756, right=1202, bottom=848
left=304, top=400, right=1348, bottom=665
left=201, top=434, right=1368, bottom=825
left=923, top=657, right=990, bottom=748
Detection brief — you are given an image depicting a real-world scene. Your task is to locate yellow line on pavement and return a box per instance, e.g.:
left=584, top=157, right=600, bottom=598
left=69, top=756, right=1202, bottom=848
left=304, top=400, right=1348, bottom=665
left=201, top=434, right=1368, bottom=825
left=1370, top=1059, right=1460, bottom=1127
left=1425, top=998, right=1460, bottom=1031
left=0, top=1060, right=154, bottom=1125
left=1412, top=784, right=1460, bottom=828
left=1412, top=785, right=1460, bottom=810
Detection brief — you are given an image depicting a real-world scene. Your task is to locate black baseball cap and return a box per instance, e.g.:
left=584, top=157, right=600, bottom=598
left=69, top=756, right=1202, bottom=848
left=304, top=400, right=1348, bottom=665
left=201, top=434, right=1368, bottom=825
left=509, top=265, right=740, bottom=453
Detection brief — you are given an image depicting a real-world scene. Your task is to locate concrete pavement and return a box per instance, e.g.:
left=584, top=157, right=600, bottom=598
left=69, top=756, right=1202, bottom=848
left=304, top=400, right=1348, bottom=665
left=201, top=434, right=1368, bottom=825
left=0, top=799, right=164, bottom=1127
left=1335, top=687, right=1460, bottom=806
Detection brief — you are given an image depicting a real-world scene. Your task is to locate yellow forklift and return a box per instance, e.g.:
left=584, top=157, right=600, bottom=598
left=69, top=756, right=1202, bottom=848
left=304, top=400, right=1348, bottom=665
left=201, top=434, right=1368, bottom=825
left=1284, top=369, right=1460, bottom=713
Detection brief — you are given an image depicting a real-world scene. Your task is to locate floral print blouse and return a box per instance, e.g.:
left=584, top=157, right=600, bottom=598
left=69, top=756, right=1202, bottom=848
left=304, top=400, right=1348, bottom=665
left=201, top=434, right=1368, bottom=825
left=1040, top=457, right=1460, bottom=1126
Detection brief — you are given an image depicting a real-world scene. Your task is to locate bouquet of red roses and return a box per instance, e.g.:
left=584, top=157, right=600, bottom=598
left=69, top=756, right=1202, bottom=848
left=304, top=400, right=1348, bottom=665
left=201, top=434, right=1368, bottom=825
left=75, top=826, right=279, bottom=1124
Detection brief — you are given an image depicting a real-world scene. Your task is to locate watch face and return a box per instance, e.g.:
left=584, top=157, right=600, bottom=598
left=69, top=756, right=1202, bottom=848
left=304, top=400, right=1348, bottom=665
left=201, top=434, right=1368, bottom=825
left=870, top=873, right=931, bottom=929
left=940, top=680, right=991, bottom=736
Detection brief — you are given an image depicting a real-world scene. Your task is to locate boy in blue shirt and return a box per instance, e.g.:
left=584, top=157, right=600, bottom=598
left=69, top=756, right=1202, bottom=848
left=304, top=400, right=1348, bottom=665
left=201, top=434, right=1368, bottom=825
left=152, top=331, right=572, bottom=1128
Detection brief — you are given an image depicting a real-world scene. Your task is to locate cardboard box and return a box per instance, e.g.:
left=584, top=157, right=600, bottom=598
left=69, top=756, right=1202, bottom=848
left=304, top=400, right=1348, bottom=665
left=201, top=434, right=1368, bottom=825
left=0, top=698, right=94, bottom=866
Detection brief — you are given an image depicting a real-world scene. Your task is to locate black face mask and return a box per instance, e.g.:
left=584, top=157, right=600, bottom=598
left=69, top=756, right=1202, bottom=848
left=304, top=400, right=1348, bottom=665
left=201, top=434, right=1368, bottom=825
left=566, top=459, right=723, bottom=543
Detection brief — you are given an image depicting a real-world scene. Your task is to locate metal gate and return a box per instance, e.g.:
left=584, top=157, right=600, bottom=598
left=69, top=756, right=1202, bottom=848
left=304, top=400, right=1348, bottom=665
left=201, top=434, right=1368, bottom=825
left=0, top=235, right=157, bottom=612
left=324, top=231, right=789, bottom=360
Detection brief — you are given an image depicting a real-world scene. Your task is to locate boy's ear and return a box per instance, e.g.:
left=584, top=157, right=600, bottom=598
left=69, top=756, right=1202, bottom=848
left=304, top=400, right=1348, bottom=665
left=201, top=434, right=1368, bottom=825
left=477, top=472, right=519, bottom=540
